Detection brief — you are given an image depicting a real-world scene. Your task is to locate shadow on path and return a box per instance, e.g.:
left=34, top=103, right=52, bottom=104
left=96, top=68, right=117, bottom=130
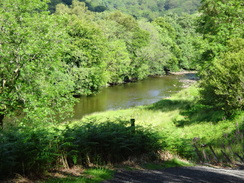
left=102, top=166, right=244, bottom=183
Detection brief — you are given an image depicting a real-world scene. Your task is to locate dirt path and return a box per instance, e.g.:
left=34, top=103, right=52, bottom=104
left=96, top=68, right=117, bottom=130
left=102, top=166, right=244, bottom=183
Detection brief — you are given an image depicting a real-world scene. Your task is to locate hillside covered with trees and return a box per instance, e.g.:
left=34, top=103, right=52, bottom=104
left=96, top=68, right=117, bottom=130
left=0, top=0, right=206, bottom=127
left=49, top=0, right=202, bottom=19
left=0, top=0, right=243, bottom=181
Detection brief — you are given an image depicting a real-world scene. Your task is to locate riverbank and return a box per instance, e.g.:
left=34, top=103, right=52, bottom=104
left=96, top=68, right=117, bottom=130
left=169, top=70, right=199, bottom=88
left=80, top=84, right=243, bottom=165
left=45, top=84, right=243, bottom=182
left=2, top=84, right=243, bottom=183
left=169, top=70, right=198, bottom=75
left=72, top=73, right=190, bottom=119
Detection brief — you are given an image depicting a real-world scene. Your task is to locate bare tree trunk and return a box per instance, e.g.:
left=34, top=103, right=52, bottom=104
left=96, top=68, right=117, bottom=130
left=0, top=113, right=4, bottom=129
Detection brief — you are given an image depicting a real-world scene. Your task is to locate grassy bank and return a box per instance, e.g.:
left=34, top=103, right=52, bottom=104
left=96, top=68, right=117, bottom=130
left=79, top=84, right=244, bottom=163
left=1, top=84, right=243, bottom=182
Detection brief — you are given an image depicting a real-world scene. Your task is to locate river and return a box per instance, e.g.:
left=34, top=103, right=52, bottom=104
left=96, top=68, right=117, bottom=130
left=72, top=73, right=196, bottom=119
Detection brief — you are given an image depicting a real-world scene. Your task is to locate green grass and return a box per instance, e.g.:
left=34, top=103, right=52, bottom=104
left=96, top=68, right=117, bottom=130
left=143, top=158, right=194, bottom=169
left=4, top=83, right=241, bottom=183
left=42, top=168, right=114, bottom=183
left=42, top=159, right=192, bottom=182
left=78, top=84, right=244, bottom=163
left=42, top=84, right=243, bottom=182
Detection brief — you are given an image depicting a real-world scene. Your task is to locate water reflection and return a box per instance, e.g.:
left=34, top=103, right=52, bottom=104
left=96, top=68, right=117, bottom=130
left=73, top=74, right=187, bottom=119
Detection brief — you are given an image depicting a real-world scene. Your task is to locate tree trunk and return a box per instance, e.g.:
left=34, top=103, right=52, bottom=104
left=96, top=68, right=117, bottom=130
left=0, top=113, right=4, bottom=129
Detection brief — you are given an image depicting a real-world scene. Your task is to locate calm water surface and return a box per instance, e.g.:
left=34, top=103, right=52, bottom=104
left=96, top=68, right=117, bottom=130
left=73, top=74, right=192, bottom=119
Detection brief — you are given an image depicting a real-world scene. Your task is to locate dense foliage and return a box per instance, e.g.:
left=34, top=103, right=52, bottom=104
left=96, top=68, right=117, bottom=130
left=198, top=0, right=244, bottom=114
left=1, top=0, right=205, bottom=127
left=0, top=120, right=162, bottom=178
left=1, top=0, right=243, bottom=181
left=152, top=14, right=207, bottom=70
left=55, top=1, right=108, bottom=95
left=200, top=39, right=244, bottom=114
left=0, top=0, right=76, bottom=126
left=198, top=0, right=244, bottom=61
left=49, top=0, right=202, bottom=20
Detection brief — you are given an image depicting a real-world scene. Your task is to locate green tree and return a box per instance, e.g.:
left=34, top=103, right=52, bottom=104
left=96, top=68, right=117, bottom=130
left=0, top=0, right=75, bottom=126
left=95, top=17, right=133, bottom=84
left=153, top=17, right=181, bottom=71
left=164, top=0, right=201, bottom=14
left=55, top=0, right=95, bottom=20
left=138, top=20, right=170, bottom=75
left=84, top=0, right=201, bottom=19
left=198, top=0, right=244, bottom=115
left=198, top=0, right=244, bottom=61
left=167, top=14, right=207, bottom=70
left=55, top=0, right=108, bottom=95
left=106, top=11, right=150, bottom=80
left=199, top=38, right=244, bottom=114
left=105, top=40, right=131, bottom=84
left=48, top=0, right=63, bottom=13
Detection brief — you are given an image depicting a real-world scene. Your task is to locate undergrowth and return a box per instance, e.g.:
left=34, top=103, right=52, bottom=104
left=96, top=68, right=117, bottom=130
left=0, top=119, right=163, bottom=180
left=1, top=85, right=243, bottom=182
left=43, top=167, right=114, bottom=183
left=81, top=85, right=244, bottom=164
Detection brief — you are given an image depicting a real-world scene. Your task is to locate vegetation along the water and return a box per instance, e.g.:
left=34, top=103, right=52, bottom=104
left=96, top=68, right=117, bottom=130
left=0, top=0, right=243, bottom=182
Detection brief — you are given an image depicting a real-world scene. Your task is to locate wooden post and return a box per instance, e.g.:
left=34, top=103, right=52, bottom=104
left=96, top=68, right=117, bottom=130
left=193, top=143, right=203, bottom=163
left=221, top=150, right=232, bottom=163
left=130, top=119, right=135, bottom=134
left=202, top=149, right=209, bottom=162
left=192, top=137, right=203, bottom=163
left=234, top=153, right=244, bottom=162
left=209, top=145, right=219, bottom=163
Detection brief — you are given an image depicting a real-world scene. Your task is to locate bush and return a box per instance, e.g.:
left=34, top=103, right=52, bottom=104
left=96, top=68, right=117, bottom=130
left=0, top=127, right=59, bottom=178
left=0, top=120, right=163, bottom=179
left=62, top=120, right=163, bottom=166
left=199, top=38, right=244, bottom=115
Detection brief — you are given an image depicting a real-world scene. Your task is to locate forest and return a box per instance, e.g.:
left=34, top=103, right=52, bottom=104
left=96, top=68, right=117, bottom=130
left=49, top=0, right=202, bottom=19
left=0, top=0, right=243, bottom=181
left=0, top=0, right=207, bottom=126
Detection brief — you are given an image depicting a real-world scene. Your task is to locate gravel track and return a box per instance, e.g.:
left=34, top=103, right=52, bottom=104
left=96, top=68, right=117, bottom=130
left=102, top=166, right=244, bottom=183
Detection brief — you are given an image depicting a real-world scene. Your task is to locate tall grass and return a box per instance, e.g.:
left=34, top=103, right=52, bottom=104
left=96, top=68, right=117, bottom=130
left=61, top=120, right=163, bottom=167
left=81, top=85, right=244, bottom=164
left=0, top=119, right=163, bottom=180
left=1, top=84, right=243, bottom=181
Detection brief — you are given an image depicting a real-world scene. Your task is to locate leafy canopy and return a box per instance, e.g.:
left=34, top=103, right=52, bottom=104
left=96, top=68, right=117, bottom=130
left=198, top=0, right=244, bottom=115
left=0, top=0, right=75, bottom=126
left=199, top=38, right=244, bottom=114
left=198, top=0, right=244, bottom=60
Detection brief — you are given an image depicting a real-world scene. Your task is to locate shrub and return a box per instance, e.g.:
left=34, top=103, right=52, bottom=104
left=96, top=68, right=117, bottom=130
left=0, top=127, right=59, bottom=178
left=199, top=38, right=244, bottom=115
left=0, top=120, right=163, bottom=179
left=62, top=120, right=163, bottom=166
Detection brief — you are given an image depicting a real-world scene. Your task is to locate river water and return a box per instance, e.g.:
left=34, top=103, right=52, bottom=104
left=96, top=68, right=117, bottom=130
left=72, top=73, right=194, bottom=119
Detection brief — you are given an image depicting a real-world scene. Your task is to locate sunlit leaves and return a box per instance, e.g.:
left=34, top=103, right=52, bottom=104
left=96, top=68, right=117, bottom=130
left=0, top=0, right=75, bottom=125
left=200, top=39, right=244, bottom=114
left=106, top=40, right=131, bottom=84
left=198, top=0, right=244, bottom=59
left=138, top=20, right=170, bottom=75
left=198, top=0, right=244, bottom=114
